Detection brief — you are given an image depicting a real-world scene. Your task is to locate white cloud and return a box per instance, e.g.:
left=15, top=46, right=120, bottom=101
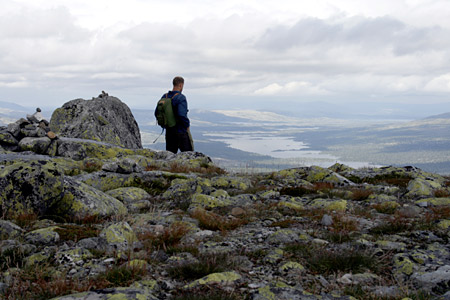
left=424, top=74, right=450, bottom=92
left=2, top=0, right=450, bottom=108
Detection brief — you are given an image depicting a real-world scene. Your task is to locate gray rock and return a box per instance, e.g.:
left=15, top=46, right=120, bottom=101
left=25, top=227, right=60, bottom=245
left=0, top=160, right=65, bottom=217
left=0, top=239, right=36, bottom=258
left=49, top=96, right=142, bottom=149
left=102, top=157, right=143, bottom=174
left=21, top=124, right=47, bottom=138
left=77, top=237, right=108, bottom=252
left=321, top=214, right=333, bottom=226
left=7, top=122, right=21, bottom=138
left=18, top=137, right=52, bottom=154
left=56, top=138, right=88, bottom=160
left=371, top=286, right=402, bottom=298
left=48, top=287, right=158, bottom=300
left=59, top=177, right=128, bottom=219
left=266, top=229, right=300, bottom=244
left=0, top=131, right=18, bottom=146
left=0, top=220, right=24, bottom=240
left=412, top=265, right=450, bottom=293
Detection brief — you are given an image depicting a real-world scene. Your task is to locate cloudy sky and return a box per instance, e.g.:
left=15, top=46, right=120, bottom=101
left=1, top=0, right=450, bottom=111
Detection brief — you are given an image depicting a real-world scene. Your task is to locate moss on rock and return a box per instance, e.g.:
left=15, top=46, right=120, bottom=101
left=0, top=160, right=65, bottom=217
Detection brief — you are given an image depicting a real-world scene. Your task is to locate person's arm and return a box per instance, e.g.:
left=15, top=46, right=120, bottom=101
left=174, top=95, right=190, bottom=129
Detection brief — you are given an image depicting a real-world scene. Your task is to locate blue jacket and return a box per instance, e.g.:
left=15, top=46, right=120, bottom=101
left=156, top=90, right=190, bottom=133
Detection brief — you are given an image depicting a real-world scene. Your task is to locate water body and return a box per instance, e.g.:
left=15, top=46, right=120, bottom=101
left=206, top=132, right=378, bottom=170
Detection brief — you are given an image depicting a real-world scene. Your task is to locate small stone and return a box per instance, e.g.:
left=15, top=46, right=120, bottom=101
left=337, top=273, right=352, bottom=284
left=321, top=214, right=333, bottom=226
left=231, top=207, right=245, bottom=217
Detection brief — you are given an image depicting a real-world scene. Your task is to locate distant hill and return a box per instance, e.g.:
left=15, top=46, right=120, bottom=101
left=0, top=101, right=30, bottom=125
left=424, top=112, right=450, bottom=119
left=0, top=101, right=29, bottom=111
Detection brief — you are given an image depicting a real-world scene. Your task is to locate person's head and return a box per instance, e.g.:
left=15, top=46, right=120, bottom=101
left=172, top=76, right=184, bottom=92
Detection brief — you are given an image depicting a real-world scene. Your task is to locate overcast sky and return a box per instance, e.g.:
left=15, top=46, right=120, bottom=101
left=1, top=0, right=450, bottom=110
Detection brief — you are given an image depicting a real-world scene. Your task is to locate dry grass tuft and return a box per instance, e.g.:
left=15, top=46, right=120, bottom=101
left=139, top=222, right=191, bottom=251
left=191, top=208, right=249, bottom=232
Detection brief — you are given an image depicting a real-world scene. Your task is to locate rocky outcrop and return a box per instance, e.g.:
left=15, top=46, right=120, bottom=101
left=0, top=109, right=56, bottom=155
left=49, top=96, right=142, bottom=149
left=0, top=141, right=449, bottom=299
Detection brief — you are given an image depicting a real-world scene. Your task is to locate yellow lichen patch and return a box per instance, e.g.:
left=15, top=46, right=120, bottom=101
left=416, top=198, right=450, bottom=206
left=186, top=271, right=241, bottom=288
left=190, top=193, right=232, bottom=209
left=437, top=219, right=450, bottom=230
left=394, top=254, right=415, bottom=276
left=310, top=199, right=347, bottom=212
left=128, top=259, right=149, bottom=269
left=279, top=261, right=305, bottom=272
left=102, top=222, right=138, bottom=245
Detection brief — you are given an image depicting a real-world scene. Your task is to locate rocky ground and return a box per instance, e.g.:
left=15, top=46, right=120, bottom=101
left=0, top=139, right=449, bottom=300
left=0, top=96, right=449, bottom=300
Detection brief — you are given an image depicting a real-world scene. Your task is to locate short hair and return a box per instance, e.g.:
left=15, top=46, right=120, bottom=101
left=173, top=76, right=184, bottom=86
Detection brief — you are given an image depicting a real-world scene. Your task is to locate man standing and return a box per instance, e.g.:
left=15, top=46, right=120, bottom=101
left=158, top=76, right=193, bottom=153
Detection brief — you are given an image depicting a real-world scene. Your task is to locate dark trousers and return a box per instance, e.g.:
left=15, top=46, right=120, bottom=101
left=166, top=128, right=193, bottom=154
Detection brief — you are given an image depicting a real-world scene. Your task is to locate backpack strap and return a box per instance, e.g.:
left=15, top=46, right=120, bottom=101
left=166, top=92, right=179, bottom=99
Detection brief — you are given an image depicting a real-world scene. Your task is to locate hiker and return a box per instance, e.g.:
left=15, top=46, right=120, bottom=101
left=155, top=76, right=194, bottom=153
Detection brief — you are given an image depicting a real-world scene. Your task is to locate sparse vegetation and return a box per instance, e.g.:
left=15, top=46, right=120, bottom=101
left=350, top=188, right=373, bottom=201
left=139, top=222, right=191, bottom=251
left=97, top=263, right=148, bottom=287
left=168, top=252, right=233, bottom=280
left=172, top=286, right=244, bottom=300
left=284, top=242, right=388, bottom=275
left=10, top=211, right=39, bottom=230
left=54, top=224, right=100, bottom=242
left=145, top=161, right=227, bottom=176
left=191, top=208, right=249, bottom=232
left=370, top=216, right=414, bottom=235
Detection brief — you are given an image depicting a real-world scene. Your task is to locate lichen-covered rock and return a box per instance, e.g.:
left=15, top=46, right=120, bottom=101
left=102, top=157, right=144, bottom=174
left=49, top=287, right=158, bottom=300
left=306, top=166, right=354, bottom=186
left=163, top=177, right=212, bottom=202
left=0, top=160, right=64, bottom=217
left=406, top=178, right=442, bottom=198
left=267, top=229, right=300, bottom=244
left=393, top=253, right=416, bottom=277
left=25, top=226, right=60, bottom=245
left=279, top=261, right=305, bottom=273
left=171, top=151, right=214, bottom=169
left=416, top=197, right=450, bottom=207
left=253, top=283, right=356, bottom=300
left=55, top=247, right=94, bottom=269
left=106, top=187, right=151, bottom=203
left=0, top=132, right=18, bottom=146
left=18, top=137, right=51, bottom=154
left=412, top=265, right=450, bottom=294
left=0, top=220, right=24, bottom=240
left=49, top=96, right=142, bottom=149
left=77, top=170, right=175, bottom=195
left=55, top=138, right=155, bottom=161
left=186, top=271, right=241, bottom=288
left=310, top=199, right=347, bottom=212
left=189, top=193, right=233, bottom=209
left=99, top=222, right=138, bottom=256
left=58, top=177, right=128, bottom=218
left=211, top=175, right=252, bottom=191
left=106, top=186, right=151, bottom=212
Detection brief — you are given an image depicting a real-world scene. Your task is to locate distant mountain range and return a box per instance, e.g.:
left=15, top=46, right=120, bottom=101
left=1, top=100, right=449, bottom=174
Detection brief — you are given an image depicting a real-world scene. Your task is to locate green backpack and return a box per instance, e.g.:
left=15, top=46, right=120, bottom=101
left=155, top=93, right=178, bottom=128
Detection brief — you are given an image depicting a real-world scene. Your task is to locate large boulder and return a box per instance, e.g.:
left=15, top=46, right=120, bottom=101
left=0, top=159, right=127, bottom=219
left=49, top=96, right=142, bottom=149
left=0, top=160, right=65, bottom=217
